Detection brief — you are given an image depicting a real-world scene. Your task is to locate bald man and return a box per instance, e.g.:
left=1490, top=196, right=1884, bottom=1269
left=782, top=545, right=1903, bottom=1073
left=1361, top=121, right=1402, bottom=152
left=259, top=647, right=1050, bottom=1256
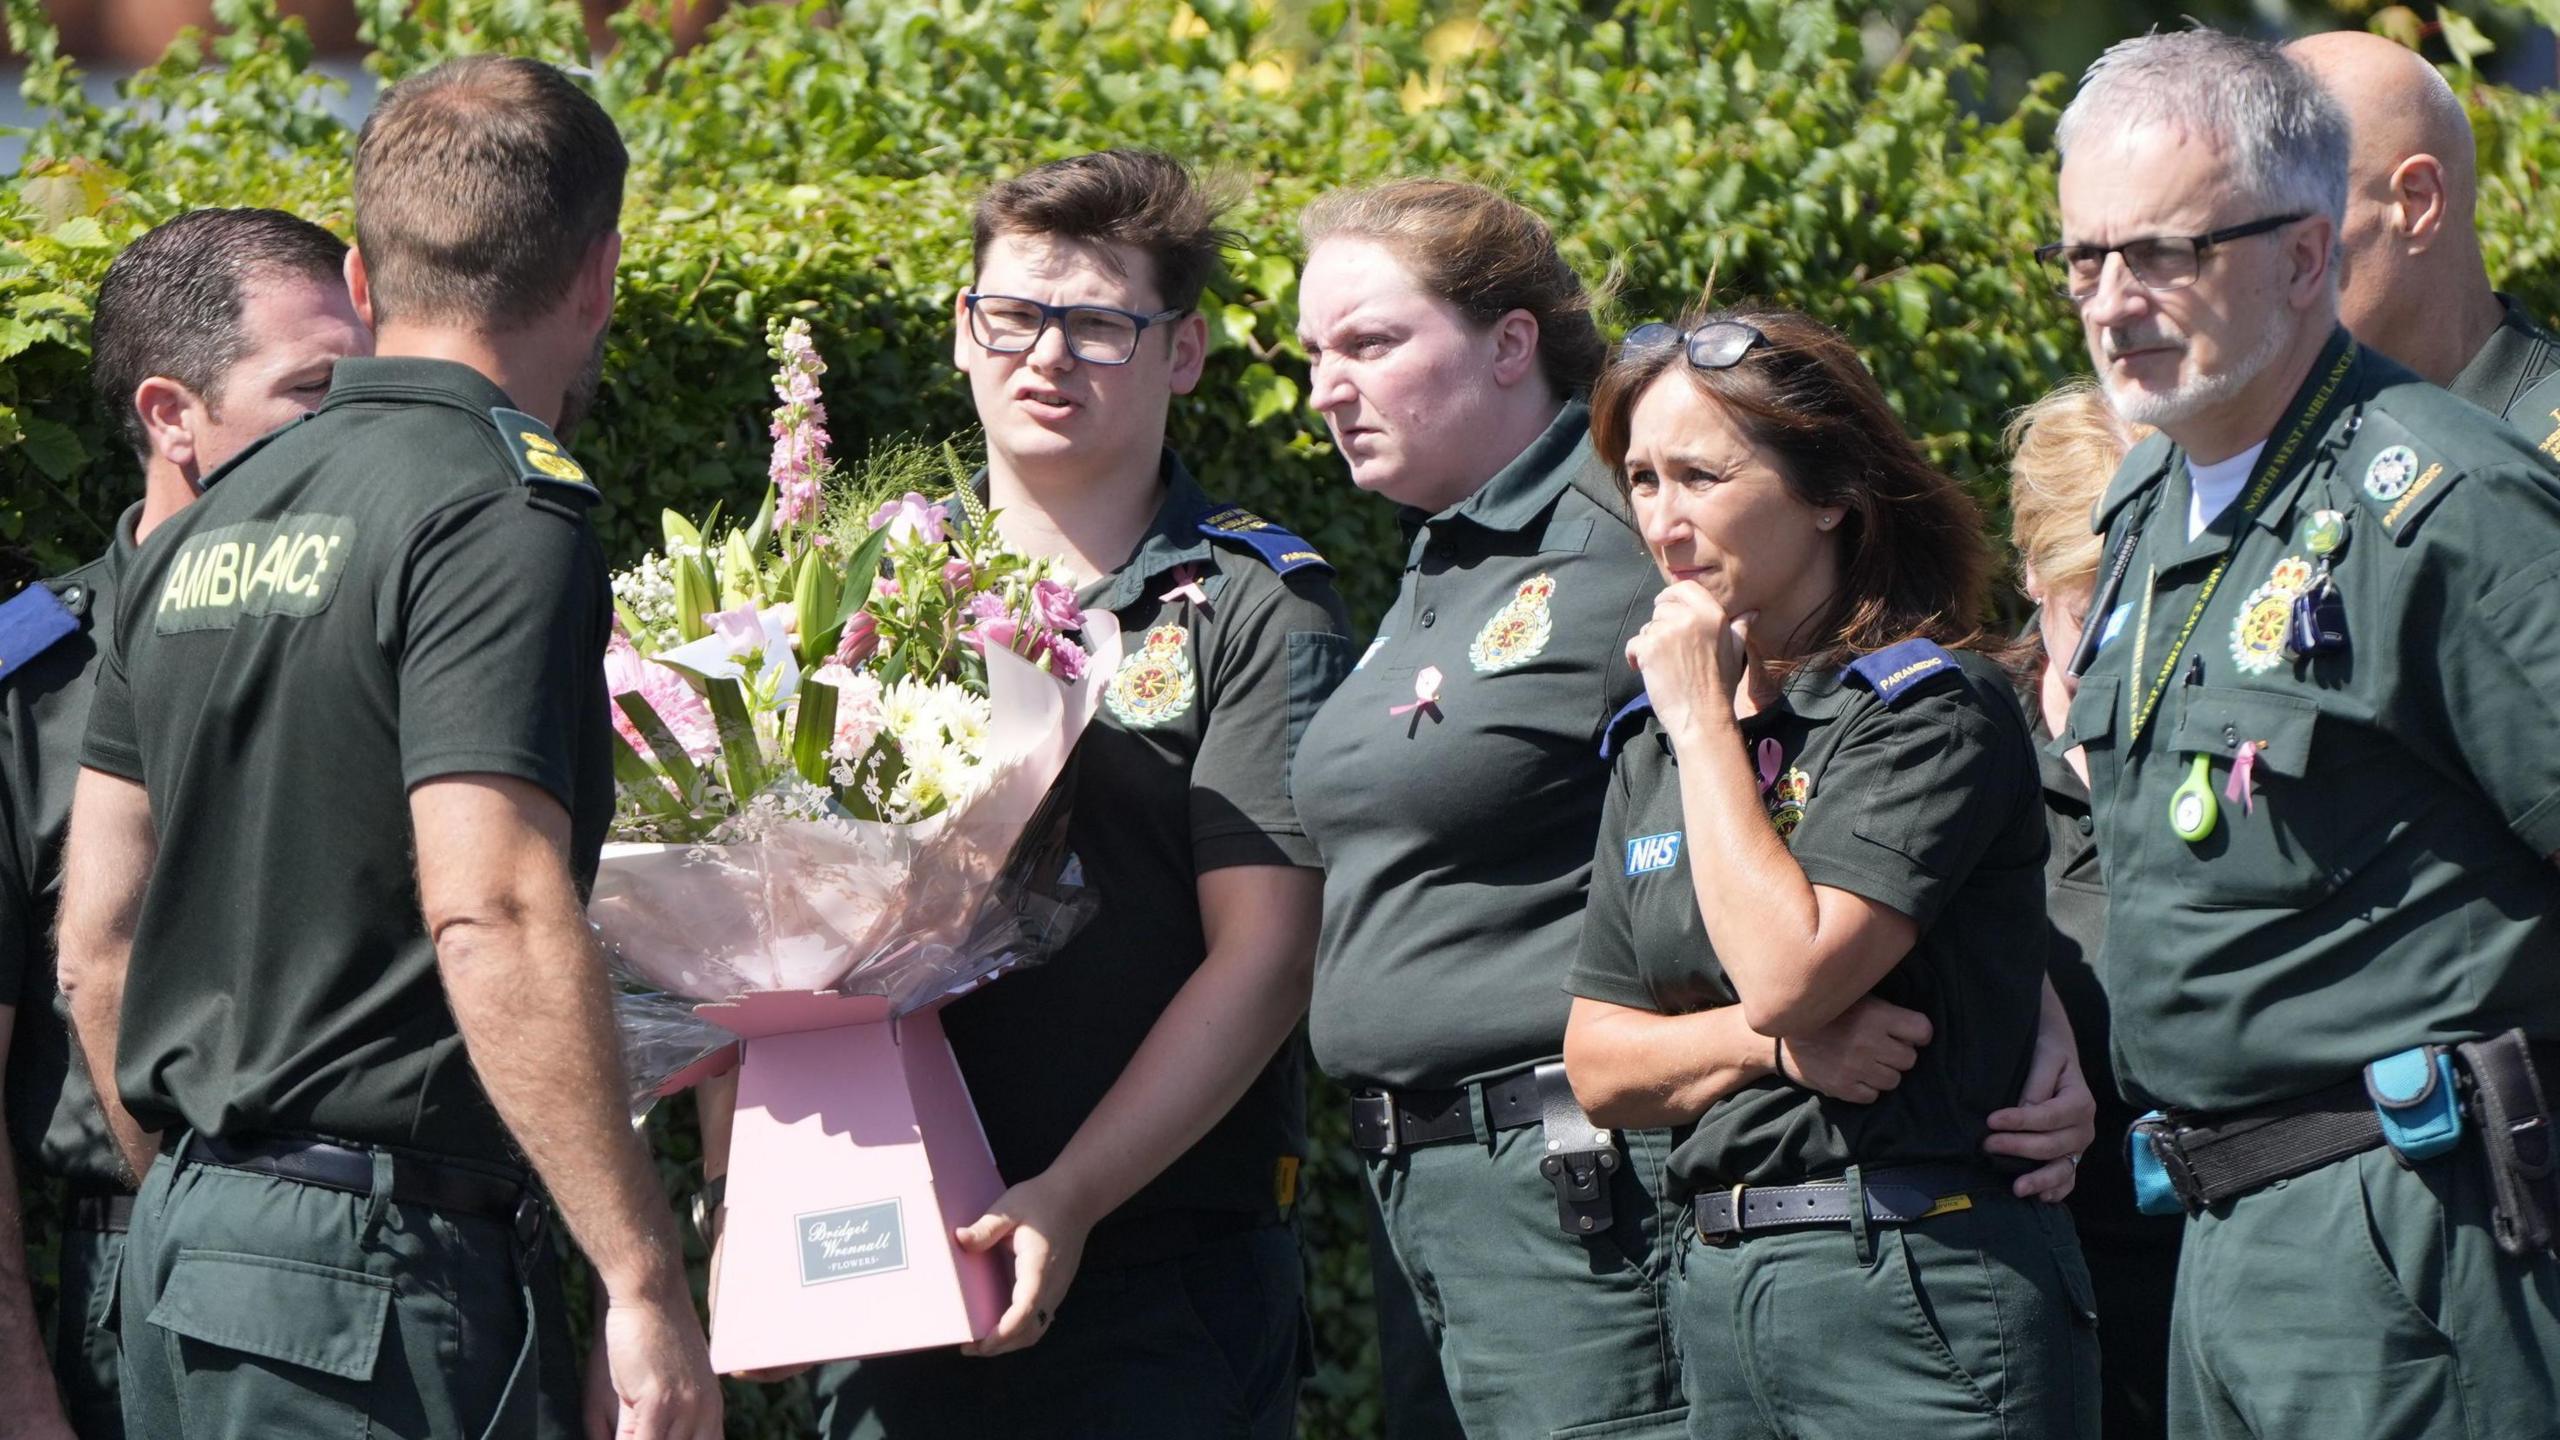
left=2288, top=30, right=2560, bottom=451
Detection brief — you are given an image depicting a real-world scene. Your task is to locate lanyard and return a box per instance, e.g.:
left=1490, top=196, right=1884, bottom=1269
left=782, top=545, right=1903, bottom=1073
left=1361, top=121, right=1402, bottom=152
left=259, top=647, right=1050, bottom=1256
left=2124, top=344, right=2358, bottom=746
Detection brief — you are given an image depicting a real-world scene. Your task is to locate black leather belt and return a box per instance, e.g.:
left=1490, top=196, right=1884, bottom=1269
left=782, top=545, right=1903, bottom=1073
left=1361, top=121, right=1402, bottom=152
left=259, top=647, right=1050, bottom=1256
left=2140, top=1039, right=2560, bottom=1214
left=70, top=1192, right=135, bottom=1234
left=1691, top=1165, right=1988, bottom=1239
left=1349, top=1068, right=1545, bottom=1154
left=185, top=1134, right=542, bottom=1239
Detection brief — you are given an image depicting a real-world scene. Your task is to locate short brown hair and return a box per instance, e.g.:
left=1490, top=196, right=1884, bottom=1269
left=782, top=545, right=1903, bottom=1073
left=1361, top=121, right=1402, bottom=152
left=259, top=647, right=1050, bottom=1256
left=91, top=208, right=348, bottom=463
left=971, top=149, right=1234, bottom=315
left=352, top=56, right=627, bottom=328
left=1299, top=179, right=1607, bottom=399
left=1590, top=304, right=1990, bottom=661
left=2006, top=380, right=2148, bottom=594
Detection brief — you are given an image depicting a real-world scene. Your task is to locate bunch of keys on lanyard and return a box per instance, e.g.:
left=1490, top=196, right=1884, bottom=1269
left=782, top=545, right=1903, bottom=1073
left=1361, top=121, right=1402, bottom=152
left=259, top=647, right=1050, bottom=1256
left=2285, top=508, right=2351, bottom=661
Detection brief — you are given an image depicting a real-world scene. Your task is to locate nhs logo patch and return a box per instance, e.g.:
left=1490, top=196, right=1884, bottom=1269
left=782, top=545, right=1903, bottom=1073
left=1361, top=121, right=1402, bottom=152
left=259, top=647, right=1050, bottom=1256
left=1624, top=832, right=1683, bottom=875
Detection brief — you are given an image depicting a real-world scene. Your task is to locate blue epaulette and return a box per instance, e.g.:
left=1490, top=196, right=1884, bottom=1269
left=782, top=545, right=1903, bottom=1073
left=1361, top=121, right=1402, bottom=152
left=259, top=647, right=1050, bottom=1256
left=1844, top=639, right=1962, bottom=708
left=0, top=583, right=82, bottom=685
left=1195, top=504, right=1331, bottom=575
left=1599, top=692, right=1653, bottom=758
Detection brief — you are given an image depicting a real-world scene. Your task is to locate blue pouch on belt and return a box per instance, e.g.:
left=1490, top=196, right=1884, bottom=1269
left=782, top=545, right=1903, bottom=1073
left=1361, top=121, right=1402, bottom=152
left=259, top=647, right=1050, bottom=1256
left=2128, top=1112, right=2184, bottom=1216
left=2364, top=1046, right=2462, bottom=1164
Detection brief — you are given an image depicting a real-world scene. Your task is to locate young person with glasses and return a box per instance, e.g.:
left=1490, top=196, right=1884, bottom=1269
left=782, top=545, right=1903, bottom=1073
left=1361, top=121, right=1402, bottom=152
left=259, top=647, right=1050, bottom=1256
left=1563, top=305, right=2102, bottom=1440
left=701, top=149, right=1353, bottom=1440
left=1288, top=179, right=2094, bottom=1440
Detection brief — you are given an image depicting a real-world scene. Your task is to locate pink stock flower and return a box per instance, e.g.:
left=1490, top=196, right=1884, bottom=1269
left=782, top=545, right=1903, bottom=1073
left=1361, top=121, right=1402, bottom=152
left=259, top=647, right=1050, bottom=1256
left=767, top=320, right=830, bottom=527
left=605, top=632, right=718, bottom=761
left=1029, top=578, right=1084, bottom=633
left=869, top=492, right=946, bottom=545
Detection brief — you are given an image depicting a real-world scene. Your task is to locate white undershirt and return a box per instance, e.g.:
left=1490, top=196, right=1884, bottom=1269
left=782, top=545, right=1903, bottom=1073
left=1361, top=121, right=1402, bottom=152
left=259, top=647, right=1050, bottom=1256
left=2186, top=441, right=2268, bottom=541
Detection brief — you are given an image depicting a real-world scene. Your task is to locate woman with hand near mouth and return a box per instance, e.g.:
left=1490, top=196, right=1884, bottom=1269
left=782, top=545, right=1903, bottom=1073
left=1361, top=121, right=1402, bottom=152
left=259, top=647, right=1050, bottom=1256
left=1287, top=183, right=2095, bottom=1440
left=1563, top=305, right=2101, bottom=1440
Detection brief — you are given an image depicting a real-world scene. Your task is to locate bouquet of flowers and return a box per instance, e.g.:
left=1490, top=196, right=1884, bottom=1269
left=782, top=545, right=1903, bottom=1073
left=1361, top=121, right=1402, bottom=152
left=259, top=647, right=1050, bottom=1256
left=592, top=318, right=1122, bottom=1112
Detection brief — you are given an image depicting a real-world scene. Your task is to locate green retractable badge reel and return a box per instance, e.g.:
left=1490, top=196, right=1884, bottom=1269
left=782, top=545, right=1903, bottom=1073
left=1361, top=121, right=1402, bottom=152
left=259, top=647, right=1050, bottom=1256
left=2170, top=754, right=2218, bottom=843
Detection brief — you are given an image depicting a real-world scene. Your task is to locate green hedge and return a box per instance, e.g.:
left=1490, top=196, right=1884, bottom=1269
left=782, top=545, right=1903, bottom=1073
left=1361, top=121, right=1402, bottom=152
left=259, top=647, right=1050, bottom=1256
left=6, top=1, right=2555, bottom=1434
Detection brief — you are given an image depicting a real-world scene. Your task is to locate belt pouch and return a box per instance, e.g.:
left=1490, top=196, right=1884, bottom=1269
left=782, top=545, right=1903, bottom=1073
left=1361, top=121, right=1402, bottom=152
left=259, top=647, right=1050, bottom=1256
left=1531, top=1062, right=1619, bottom=1237
left=2453, top=1030, right=2558, bottom=1258
left=2364, top=1045, right=2463, bottom=1164
left=2128, top=1112, right=2187, bottom=1216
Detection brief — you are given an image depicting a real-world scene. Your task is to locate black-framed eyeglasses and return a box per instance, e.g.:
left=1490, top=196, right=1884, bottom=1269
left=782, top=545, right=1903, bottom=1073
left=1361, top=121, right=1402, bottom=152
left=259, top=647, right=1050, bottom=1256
left=1620, top=319, right=1765, bottom=369
left=2033, top=213, right=2310, bottom=301
left=963, top=292, right=1187, bottom=366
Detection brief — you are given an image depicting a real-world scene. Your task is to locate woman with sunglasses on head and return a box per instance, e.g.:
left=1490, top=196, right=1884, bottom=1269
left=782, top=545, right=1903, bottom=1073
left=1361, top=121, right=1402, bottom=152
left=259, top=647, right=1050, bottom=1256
left=1564, top=305, right=2102, bottom=1440
left=1287, top=180, right=2096, bottom=1440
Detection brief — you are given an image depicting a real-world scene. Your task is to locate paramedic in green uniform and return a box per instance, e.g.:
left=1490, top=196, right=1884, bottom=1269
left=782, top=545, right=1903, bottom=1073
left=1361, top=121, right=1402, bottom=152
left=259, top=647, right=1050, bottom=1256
left=1291, top=180, right=2095, bottom=1440
left=1563, top=303, right=2100, bottom=1440
left=0, top=208, right=366, bottom=1440
left=55, top=57, right=719, bottom=1440
left=2284, top=30, right=2560, bottom=446
left=2049, top=28, right=2560, bottom=1438
left=708, top=150, right=1351, bottom=1440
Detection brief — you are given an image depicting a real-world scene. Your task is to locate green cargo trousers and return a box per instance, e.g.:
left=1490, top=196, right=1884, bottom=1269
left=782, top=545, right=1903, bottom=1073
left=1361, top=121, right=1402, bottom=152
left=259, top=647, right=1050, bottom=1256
left=2169, top=1144, right=2560, bottom=1440
left=50, top=1215, right=125, bottom=1440
left=1675, top=1186, right=2101, bottom=1440
left=117, top=1140, right=582, bottom=1440
left=1367, top=1121, right=1688, bottom=1439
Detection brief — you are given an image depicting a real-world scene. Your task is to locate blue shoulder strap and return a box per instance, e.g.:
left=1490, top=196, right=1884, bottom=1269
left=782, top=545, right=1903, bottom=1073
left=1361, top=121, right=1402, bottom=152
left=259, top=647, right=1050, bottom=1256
left=0, top=583, right=82, bottom=685
left=1599, top=691, right=1653, bottom=758
left=1844, top=639, right=1962, bottom=708
left=1195, top=504, right=1331, bottom=575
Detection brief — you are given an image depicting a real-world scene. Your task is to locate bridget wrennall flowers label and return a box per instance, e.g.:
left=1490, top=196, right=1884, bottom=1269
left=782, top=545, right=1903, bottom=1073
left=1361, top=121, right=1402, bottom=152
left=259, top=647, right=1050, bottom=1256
left=796, top=1199, right=909, bottom=1286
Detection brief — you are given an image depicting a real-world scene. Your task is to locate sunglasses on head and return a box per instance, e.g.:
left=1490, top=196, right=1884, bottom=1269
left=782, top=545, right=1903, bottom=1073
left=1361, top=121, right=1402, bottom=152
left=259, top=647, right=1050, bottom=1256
left=1620, top=319, right=1764, bottom=370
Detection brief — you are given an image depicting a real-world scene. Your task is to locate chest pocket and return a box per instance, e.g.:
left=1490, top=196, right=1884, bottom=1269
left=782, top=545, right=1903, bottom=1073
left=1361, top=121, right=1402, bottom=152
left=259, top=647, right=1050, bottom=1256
left=2062, top=674, right=2119, bottom=757
left=2163, top=685, right=2382, bottom=907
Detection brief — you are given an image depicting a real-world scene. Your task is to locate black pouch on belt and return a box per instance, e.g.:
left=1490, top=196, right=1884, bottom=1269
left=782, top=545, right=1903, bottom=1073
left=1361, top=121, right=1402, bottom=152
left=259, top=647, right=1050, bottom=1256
left=2453, top=1029, right=2559, bottom=1258
left=1532, top=1062, right=1620, bottom=1238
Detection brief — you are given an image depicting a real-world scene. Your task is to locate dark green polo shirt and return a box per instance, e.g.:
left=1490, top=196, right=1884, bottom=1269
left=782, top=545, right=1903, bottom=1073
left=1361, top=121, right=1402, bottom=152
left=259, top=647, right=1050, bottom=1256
left=1295, top=403, right=1661, bottom=1091
left=2066, top=329, right=2560, bottom=1115
left=79, top=357, right=616, bottom=1166
left=2, top=507, right=140, bottom=1192
left=2447, top=293, right=2559, bottom=440
left=1565, top=648, right=2047, bottom=1191
left=940, top=453, right=1351, bottom=1222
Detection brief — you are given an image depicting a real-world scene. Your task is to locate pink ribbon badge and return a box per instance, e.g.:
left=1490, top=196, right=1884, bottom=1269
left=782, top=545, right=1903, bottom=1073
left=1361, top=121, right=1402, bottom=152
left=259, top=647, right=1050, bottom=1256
left=1390, top=665, right=1445, bottom=717
left=1159, top=565, right=1210, bottom=610
left=2223, top=739, right=2259, bottom=815
left=1755, top=737, right=1784, bottom=795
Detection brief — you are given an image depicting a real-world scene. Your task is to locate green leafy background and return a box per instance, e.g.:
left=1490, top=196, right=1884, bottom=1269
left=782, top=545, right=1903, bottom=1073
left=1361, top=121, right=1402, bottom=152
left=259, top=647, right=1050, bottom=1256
left=5, top=0, right=2554, bottom=1433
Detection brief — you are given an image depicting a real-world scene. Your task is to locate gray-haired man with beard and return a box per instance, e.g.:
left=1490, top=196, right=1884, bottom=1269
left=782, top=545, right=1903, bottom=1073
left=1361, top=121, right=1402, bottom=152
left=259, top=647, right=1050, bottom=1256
left=2045, top=27, right=2560, bottom=1440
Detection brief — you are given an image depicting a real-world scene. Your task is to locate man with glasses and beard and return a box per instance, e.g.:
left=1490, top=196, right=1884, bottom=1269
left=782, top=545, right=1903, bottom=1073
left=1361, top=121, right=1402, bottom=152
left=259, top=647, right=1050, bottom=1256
left=2045, top=28, right=2560, bottom=1440
left=53, top=56, right=719, bottom=1440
